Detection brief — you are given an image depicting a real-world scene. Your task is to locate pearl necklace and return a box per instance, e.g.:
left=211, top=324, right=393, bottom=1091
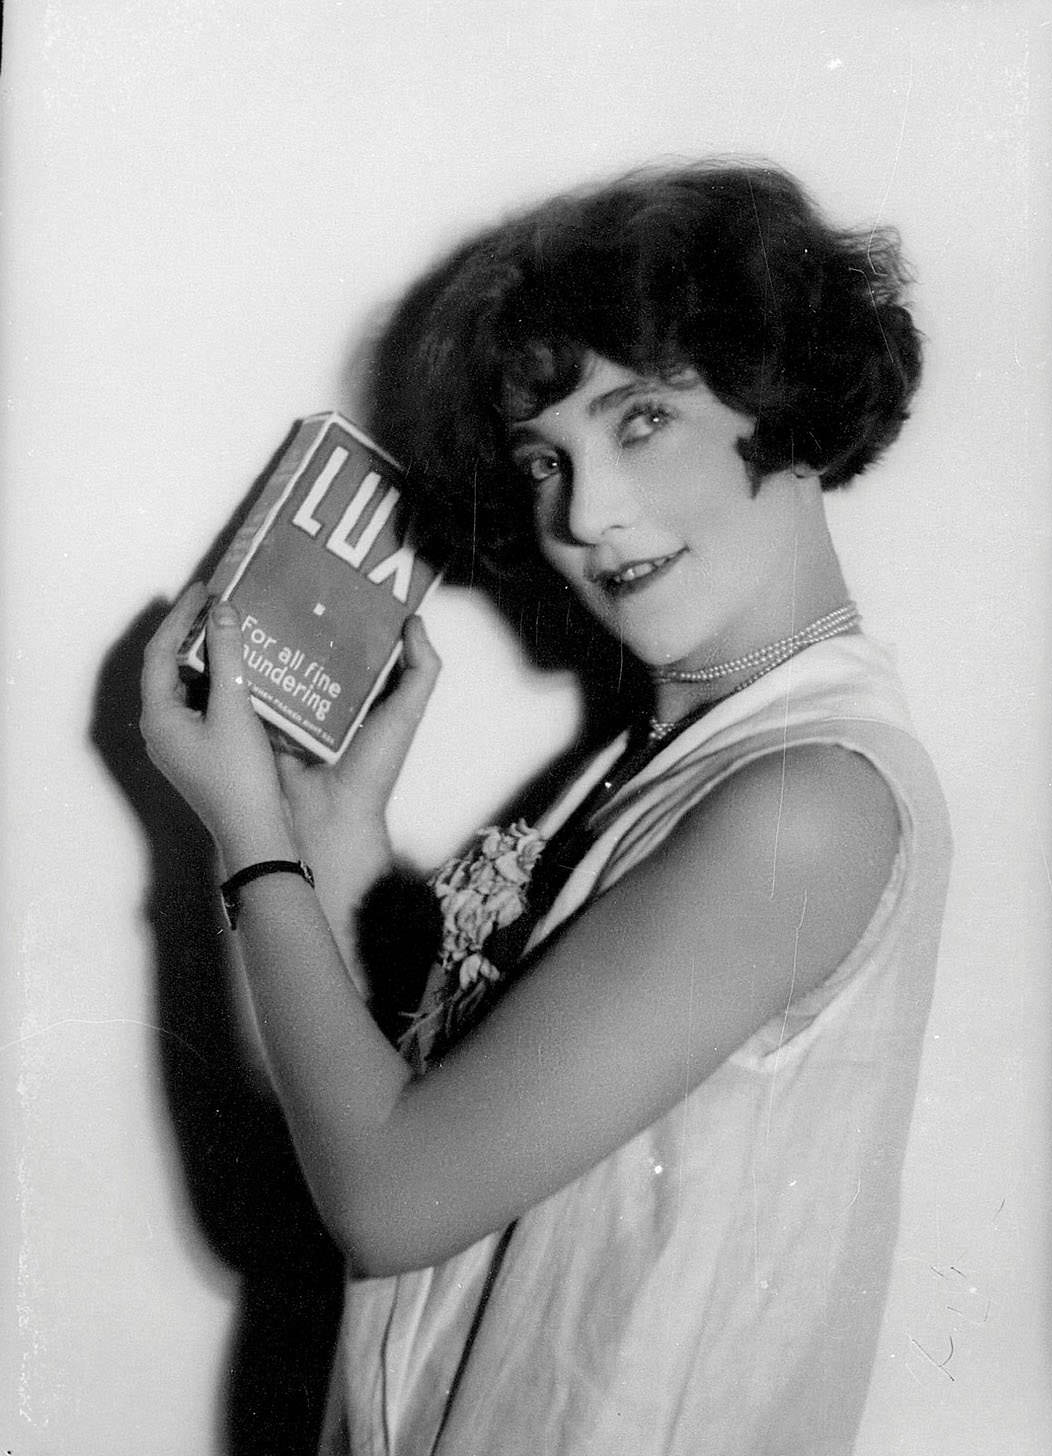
left=647, top=603, right=860, bottom=742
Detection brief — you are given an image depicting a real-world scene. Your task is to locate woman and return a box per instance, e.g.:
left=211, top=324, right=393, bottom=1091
left=141, top=161, right=951, bottom=1454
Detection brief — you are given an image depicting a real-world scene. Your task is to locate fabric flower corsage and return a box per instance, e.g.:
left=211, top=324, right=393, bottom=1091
left=398, top=819, right=546, bottom=1070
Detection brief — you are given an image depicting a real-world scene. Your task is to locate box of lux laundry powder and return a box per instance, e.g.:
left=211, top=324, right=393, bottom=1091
left=178, top=413, right=440, bottom=762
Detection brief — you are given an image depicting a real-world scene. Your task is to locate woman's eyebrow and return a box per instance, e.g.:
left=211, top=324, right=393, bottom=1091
left=506, top=375, right=692, bottom=442
left=506, top=421, right=546, bottom=446
left=586, top=374, right=695, bottom=417
left=585, top=381, right=650, bottom=417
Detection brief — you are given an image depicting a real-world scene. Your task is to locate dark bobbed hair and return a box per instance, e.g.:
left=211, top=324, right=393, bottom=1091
left=368, top=159, right=922, bottom=584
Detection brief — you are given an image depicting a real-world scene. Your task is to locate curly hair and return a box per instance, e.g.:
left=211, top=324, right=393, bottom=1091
left=368, top=159, right=922, bottom=584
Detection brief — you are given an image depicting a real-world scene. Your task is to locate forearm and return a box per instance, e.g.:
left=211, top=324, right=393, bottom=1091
left=142, top=594, right=446, bottom=1270
left=219, top=820, right=413, bottom=1263
left=298, top=838, right=391, bottom=993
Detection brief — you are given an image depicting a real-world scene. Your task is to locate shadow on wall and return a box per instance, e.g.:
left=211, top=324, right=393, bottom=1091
left=90, top=431, right=458, bottom=1453
left=91, top=596, right=344, bottom=1456
left=87, top=268, right=652, bottom=1451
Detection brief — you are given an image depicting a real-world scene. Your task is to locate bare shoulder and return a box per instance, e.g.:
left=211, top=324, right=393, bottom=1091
left=647, top=741, right=902, bottom=995
left=686, top=741, right=900, bottom=863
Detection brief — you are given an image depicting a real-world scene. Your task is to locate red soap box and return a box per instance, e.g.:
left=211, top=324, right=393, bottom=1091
left=178, top=412, right=440, bottom=762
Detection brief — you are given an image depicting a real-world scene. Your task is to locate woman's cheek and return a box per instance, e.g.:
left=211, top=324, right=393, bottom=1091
left=538, top=539, right=583, bottom=593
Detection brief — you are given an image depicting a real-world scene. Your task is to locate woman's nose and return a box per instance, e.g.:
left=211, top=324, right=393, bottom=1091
left=565, top=453, right=637, bottom=544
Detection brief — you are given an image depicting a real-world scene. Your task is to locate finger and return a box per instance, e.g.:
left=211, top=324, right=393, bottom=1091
left=141, top=582, right=208, bottom=710
left=366, top=616, right=442, bottom=735
left=202, top=600, right=252, bottom=714
left=341, top=616, right=441, bottom=787
left=396, top=615, right=442, bottom=725
left=403, top=614, right=442, bottom=678
left=274, top=747, right=311, bottom=798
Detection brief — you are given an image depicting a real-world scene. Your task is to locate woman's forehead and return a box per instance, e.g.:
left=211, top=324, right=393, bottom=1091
left=507, top=354, right=700, bottom=432
left=499, top=339, right=589, bottom=421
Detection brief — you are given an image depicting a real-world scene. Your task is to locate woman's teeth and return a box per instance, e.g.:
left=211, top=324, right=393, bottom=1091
left=606, top=553, right=676, bottom=587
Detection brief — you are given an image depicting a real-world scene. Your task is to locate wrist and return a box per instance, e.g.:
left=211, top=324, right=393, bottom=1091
left=220, top=858, right=315, bottom=931
left=217, top=815, right=299, bottom=879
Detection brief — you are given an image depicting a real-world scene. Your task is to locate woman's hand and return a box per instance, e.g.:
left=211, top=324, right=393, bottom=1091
left=274, top=615, right=442, bottom=920
left=277, top=616, right=440, bottom=833
left=140, top=584, right=292, bottom=867
left=141, top=583, right=441, bottom=901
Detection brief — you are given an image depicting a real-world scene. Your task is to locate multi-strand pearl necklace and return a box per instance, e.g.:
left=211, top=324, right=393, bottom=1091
left=647, top=602, right=860, bottom=742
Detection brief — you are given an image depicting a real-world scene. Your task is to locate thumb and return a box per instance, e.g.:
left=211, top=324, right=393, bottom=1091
left=204, top=600, right=252, bottom=714
left=339, top=615, right=442, bottom=792
left=274, top=745, right=311, bottom=797
left=394, top=614, right=442, bottom=724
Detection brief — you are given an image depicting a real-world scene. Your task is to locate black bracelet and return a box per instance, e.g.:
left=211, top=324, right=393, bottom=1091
left=220, top=859, right=315, bottom=930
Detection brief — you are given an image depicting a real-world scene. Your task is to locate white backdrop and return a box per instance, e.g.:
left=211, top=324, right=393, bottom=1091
left=3, top=2, right=1050, bottom=1452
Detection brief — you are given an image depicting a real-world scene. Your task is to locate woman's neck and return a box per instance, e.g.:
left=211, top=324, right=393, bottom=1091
left=650, top=507, right=852, bottom=725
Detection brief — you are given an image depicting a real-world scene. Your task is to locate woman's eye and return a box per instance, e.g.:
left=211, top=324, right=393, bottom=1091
left=515, top=452, right=562, bottom=485
left=619, top=404, right=671, bottom=446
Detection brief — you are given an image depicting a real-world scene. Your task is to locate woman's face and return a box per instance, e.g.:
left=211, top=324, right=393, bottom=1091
left=507, top=354, right=813, bottom=672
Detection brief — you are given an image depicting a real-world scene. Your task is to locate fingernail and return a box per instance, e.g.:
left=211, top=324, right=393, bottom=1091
left=212, top=602, right=239, bottom=627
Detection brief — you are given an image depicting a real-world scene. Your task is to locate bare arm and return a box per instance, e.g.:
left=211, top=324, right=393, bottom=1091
left=142, top=589, right=899, bottom=1276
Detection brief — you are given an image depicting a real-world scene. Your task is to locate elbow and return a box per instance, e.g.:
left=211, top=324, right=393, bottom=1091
left=318, top=1180, right=482, bottom=1279
left=317, top=1190, right=438, bottom=1280
left=326, top=1224, right=433, bottom=1281
left=343, top=1242, right=422, bottom=1281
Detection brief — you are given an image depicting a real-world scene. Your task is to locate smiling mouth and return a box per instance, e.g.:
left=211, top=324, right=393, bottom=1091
left=592, top=551, right=684, bottom=596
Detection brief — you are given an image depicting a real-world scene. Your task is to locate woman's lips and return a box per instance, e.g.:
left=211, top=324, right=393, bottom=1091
left=592, top=550, right=685, bottom=597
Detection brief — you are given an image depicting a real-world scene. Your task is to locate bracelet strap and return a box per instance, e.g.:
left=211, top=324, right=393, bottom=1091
left=220, top=859, right=315, bottom=930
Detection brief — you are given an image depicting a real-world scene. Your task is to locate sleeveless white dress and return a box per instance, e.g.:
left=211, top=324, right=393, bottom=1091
left=320, top=635, right=952, bottom=1455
